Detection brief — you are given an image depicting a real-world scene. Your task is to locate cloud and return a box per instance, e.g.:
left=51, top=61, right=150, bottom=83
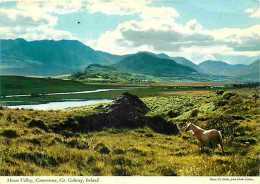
left=90, top=13, right=260, bottom=63
left=0, top=26, right=76, bottom=40
left=245, top=8, right=260, bottom=18
left=186, top=19, right=203, bottom=30
left=0, top=5, right=76, bottom=40
left=140, top=6, right=179, bottom=19
left=17, top=0, right=153, bottom=15
left=92, top=18, right=215, bottom=54
left=0, top=8, right=57, bottom=27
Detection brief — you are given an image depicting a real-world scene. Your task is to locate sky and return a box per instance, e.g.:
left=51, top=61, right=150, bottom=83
left=0, top=0, right=259, bottom=64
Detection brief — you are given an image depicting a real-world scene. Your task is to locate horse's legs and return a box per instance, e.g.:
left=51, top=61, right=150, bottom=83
left=199, top=142, right=204, bottom=151
left=220, top=143, right=224, bottom=153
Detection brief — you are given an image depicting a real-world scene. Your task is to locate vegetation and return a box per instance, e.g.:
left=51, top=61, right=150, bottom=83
left=0, top=90, right=258, bottom=176
left=70, top=65, right=156, bottom=84
left=0, top=75, right=121, bottom=96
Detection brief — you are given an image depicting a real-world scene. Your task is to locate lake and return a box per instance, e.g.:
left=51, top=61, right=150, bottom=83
left=6, top=99, right=113, bottom=110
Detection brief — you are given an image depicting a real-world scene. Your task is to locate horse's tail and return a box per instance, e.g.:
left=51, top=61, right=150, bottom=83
left=218, top=131, right=224, bottom=152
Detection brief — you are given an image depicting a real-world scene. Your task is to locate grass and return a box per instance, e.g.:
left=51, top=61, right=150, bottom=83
left=0, top=89, right=258, bottom=176
left=0, top=75, right=127, bottom=96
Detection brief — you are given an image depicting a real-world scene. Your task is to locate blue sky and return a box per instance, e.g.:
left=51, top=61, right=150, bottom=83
left=0, top=0, right=259, bottom=64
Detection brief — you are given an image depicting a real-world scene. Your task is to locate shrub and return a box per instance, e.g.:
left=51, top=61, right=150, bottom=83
left=112, top=156, right=132, bottom=166
left=27, top=138, right=41, bottom=145
left=112, top=165, right=131, bottom=176
left=65, top=138, right=89, bottom=150
left=145, top=133, right=154, bottom=137
left=113, top=149, right=125, bottom=155
left=94, top=143, right=110, bottom=154
left=28, top=120, right=48, bottom=131
left=215, top=90, right=225, bottom=96
left=1, top=129, right=18, bottom=138
left=222, top=91, right=237, bottom=100
left=190, top=109, right=199, bottom=117
left=229, top=95, right=243, bottom=105
left=167, top=110, right=180, bottom=118
left=215, top=99, right=228, bottom=107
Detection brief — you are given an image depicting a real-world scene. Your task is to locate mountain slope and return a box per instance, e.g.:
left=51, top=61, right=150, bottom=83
left=232, top=59, right=259, bottom=80
left=112, top=53, right=197, bottom=77
left=173, top=57, right=203, bottom=72
left=0, top=39, right=123, bottom=76
left=199, top=60, right=246, bottom=76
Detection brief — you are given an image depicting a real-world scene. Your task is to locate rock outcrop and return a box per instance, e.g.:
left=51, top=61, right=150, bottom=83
left=51, top=92, right=179, bottom=135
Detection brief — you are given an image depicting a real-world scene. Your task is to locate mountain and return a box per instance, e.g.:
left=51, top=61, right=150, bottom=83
left=199, top=60, right=246, bottom=76
left=112, top=53, right=197, bottom=77
left=0, top=38, right=123, bottom=76
left=136, top=51, right=172, bottom=60
left=232, top=59, right=259, bottom=81
left=173, top=57, right=203, bottom=72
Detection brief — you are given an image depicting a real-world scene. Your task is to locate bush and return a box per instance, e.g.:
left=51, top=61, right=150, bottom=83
left=65, top=138, right=89, bottom=150
left=190, top=109, right=199, bottom=117
left=222, top=91, right=237, bottom=100
left=215, top=99, right=228, bottom=107
left=215, top=90, right=225, bottom=96
left=94, top=143, right=110, bottom=154
left=112, top=156, right=132, bottom=166
left=1, top=129, right=18, bottom=138
left=28, top=120, right=48, bottom=131
left=113, top=149, right=125, bottom=155
left=167, top=110, right=180, bottom=118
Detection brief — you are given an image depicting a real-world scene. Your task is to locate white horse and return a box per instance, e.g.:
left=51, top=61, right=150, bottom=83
left=185, top=123, right=224, bottom=152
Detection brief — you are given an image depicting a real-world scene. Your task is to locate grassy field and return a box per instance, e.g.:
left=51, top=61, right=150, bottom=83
left=1, top=75, right=258, bottom=107
left=0, top=76, right=128, bottom=96
left=0, top=90, right=259, bottom=176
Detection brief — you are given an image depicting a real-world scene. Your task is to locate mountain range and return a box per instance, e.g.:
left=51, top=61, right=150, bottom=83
left=198, top=60, right=246, bottom=76
left=111, top=53, right=197, bottom=77
left=0, top=38, right=123, bottom=76
left=0, top=39, right=259, bottom=81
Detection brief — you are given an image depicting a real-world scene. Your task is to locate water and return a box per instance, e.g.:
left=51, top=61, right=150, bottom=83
left=5, top=87, right=148, bottom=98
left=5, top=88, right=121, bottom=98
left=7, top=99, right=112, bottom=110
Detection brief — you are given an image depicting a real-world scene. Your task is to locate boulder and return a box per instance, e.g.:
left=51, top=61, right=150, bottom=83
left=52, top=92, right=179, bottom=135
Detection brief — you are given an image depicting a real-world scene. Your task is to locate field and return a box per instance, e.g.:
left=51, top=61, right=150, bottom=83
left=1, top=76, right=257, bottom=107
left=0, top=85, right=259, bottom=176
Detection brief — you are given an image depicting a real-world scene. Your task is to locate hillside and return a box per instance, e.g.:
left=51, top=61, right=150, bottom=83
left=0, top=91, right=258, bottom=176
left=70, top=64, right=156, bottom=83
left=0, top=75, right=113, bottom=96
left=112, top=53, right=197, bottom=77
left=199, top=60, right=246, bottom=76
left=0, top=39, right=123, bottom=76
left=232, top=59, right=260, bottom=81
left=173, top=57, right=203, bottom=72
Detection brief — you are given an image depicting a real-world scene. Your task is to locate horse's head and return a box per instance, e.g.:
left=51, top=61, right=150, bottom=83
left=185, top=123, right=194, bottom=132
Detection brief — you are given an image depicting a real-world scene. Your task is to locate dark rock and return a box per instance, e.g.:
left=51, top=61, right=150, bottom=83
left=146, top=116, right=179, bottom=135
left=52, top=93, right=179, bottom=135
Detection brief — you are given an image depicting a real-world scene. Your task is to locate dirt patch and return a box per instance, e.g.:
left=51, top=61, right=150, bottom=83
left=163, top=90, right=213, bottom=96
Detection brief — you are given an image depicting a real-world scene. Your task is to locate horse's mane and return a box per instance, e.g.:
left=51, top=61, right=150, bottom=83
left=193, top=124, right=204, bottom=131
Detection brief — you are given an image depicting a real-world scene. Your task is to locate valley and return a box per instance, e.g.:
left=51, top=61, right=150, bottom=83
left=0, top=38, right=259, bottom=177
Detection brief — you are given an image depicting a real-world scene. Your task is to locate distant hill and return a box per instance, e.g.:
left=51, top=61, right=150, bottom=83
left=86, top=64, right=116, bottom=70
left=112, top=53, right=197, bottom=77
left=0, top=39, right=123, bottom=76
left=199, top=60, right=246, bottom=76
left=173, top=57, right=203, bottom=72
left=232, top=59, right=259, bottom=81
left=136, top=51, right=172, bottom=60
